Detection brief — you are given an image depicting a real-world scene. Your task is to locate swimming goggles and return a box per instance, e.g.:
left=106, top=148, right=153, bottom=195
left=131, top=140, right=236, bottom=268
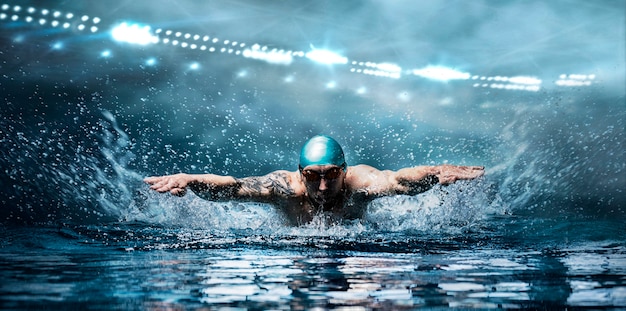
left=300, top=166, right=344, bottom=181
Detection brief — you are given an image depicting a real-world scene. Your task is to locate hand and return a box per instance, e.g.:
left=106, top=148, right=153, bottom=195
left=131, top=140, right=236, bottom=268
left=144, top=173, right=191, bottom=196
left=436, top=165, right=484, bottom=185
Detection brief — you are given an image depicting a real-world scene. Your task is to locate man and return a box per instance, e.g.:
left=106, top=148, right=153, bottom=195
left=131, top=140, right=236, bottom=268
left=144, top=135, right=484, bottom=225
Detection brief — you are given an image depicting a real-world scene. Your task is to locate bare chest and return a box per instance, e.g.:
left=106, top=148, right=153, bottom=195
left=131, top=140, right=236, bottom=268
left=275, top=193, right=365, bottom=226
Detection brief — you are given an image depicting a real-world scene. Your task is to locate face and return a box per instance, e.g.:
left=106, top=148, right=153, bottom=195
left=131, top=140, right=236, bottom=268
left=300, top=164, right=345, bottom=205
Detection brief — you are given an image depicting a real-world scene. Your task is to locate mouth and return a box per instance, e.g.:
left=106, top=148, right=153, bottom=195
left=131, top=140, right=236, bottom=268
left=316, top=191, right=333, bottom=200
left=312, top=194, right=326, bottom=203
left=315, top=191, right=340, bottom=205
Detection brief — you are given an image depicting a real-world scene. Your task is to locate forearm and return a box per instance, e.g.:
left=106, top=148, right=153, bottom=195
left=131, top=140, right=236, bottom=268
left=394, top=166, right=439, bottom=194
left=145, top=171, right=286, bottom=202
left=187, top=174, right=240, bottom=201
left=396, top=164, right=485, bottom=188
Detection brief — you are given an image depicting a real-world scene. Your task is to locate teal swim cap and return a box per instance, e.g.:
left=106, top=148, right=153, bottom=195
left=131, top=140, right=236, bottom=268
left=299, top=135, right=346, bottom=171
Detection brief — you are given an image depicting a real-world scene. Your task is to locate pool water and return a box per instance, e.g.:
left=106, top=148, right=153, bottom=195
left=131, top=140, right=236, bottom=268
left=1, top=215, right=625, bottom=310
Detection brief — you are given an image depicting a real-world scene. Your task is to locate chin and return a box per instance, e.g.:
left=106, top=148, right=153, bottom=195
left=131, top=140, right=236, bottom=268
left=311, top=196, right=326, bottom=204
left=318, top=193, right=338, bottom=203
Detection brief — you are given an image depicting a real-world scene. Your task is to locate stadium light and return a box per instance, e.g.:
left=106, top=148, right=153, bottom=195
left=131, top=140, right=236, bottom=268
left=111, top=22, right=158, bottom=45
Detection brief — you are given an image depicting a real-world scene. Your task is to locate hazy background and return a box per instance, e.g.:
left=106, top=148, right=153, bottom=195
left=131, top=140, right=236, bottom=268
left=1, top=0, right=624, bottom=224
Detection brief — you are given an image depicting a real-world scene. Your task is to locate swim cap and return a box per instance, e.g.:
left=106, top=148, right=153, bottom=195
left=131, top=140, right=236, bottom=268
left=299, top=135, right=346, bottom=171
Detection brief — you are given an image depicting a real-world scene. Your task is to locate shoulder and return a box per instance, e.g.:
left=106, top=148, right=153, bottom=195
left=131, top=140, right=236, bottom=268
left=347, top=164, right=383, bottom=175
left=270, top=170, right=306, bottom=198
left=261, top=170, right=304, bottom=197
left=345, top=164, right=394, bottom=191
left=238, top=170, right=295, bottom=183
left=266, top=170, right=300, bottom=184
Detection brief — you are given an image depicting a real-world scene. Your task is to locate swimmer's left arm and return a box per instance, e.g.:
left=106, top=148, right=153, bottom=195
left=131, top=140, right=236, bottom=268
left=349, top=164, right=484, bottom=197
left=393, top=165, right=485, bottom=193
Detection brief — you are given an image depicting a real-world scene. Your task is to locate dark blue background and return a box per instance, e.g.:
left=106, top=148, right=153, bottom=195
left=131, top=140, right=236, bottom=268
left=0, top=0, right=624, bottom=224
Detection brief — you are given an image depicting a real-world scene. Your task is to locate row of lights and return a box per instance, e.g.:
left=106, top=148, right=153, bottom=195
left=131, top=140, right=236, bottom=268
left=350, top=61, right=402, bottom=79
left=157, top=28, right=240, bottom=52
left=471, top=75, right=542, bottom=92
left=1, top=4, right=101, bottom=33
left=2, top=4, right=597, bottom=93
left=555, top=74, right=596, bottom=87
left=122, top=25, right=309, bottom=66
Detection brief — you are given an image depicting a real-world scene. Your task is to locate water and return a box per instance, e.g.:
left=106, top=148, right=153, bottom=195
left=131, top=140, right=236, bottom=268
left=1, top=0, right=625, bottom=309
left=2, top=224, right=625, bottom=309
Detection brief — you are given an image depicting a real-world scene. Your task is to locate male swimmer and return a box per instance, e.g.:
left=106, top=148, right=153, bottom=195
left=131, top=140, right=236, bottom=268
left=144, top=135, right=484, bottom=225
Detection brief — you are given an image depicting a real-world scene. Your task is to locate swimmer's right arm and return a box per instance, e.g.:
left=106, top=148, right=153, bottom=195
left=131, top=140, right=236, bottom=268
left=143, top=173, right=239, bottom=199
left=143, top=171, right=294, bottom=202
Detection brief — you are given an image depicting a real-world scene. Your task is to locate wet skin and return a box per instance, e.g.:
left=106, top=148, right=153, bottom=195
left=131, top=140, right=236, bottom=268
left=144, top=164, right=485, bottom=225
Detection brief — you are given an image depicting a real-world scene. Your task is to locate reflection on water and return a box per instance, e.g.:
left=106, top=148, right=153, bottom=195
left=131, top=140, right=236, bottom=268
left=1, top=226, right=624, bottom=309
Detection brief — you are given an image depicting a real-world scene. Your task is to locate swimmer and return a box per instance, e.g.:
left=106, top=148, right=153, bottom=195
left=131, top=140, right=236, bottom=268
left=144, top=135, right=484, bottom=225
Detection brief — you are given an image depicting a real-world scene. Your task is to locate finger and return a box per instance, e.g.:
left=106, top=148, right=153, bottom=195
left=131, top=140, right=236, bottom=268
left=149, top=178, right=171, bottom=192
left=468, top=167, right=485, bottom=177
left=154, top=180, right=177, bottom=193
left=171, top=188, right=187, bottom=197
left=150, top=179, right=170, bottom=190
left=459, top=166, right=485, bottom=178
left=148, top=177, right=174, bottom=189
left=439, top=177, right=455, bottom=185
left=437, top=173, right=454, bottom=185
left=144, top=176, right=161, bottom=184
left=153, top=186, right=170, bottom=193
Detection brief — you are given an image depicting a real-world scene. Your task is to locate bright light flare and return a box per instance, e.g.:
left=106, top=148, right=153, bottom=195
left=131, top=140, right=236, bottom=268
left=306, top=49, right=348, bottom=65
left=556, top=74, right=595, bottom=87
left=243, top=44, right=293, bottom=65
left=145, top=58, right=157, bottom=66
left=111, top=22, right=158, bottom=45
left=375, top=62, right=402, bottom=73
left=412, top=66, right=470, bottom=82
left=508, top=76, right=542, bottom=85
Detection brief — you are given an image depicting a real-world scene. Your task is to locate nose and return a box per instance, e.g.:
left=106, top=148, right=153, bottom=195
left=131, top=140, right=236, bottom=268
left=318, top=178, right=328, bottom=191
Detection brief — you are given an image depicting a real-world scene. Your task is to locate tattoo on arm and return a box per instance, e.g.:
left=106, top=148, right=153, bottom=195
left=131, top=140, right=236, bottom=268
left=189, top=180, right=238, bottom=201
left=268, top=172, right=296, bottom=197
left=235, top=171, right=295, bottom=201
left=237, top=177, right=272, bottom=195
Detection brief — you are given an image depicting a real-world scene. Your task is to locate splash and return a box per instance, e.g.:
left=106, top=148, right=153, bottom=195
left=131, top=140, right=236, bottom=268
left=366, top=179, right=500, bottom=234
left=124, top=190, right=285, bottom=231
left=124, top=178, right=500, bottom=237
left=487, top=103, right=625, bottom=218
left=2, top=97, right=622, bottom=242
left=0, top=106, right=142, bottom=223
left=0, top=102, right=498, bottom=234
